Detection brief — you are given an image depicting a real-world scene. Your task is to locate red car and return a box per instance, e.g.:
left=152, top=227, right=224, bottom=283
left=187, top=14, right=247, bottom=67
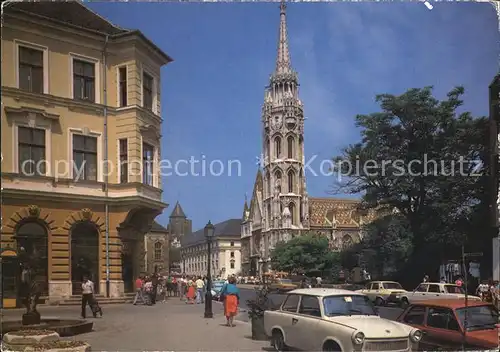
left=397, top=299, right=499, bottom=350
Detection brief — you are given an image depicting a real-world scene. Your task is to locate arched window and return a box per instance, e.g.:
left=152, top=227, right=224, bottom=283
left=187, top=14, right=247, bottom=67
left=266, top=171, right=271, bottom=197
left=265, top=137, right=270, bottom=162
left=267, top=203, right=272, bottom=223
left=287, top=136, right=294, bottom=159
left=274, top=136, right=282, bottom=158
left=275, top=170, right=282, bottom=193
left=342, top=235, right=353, bottom=249
left=289, top=202, right=296, bottom=225
left=154, top=241, right=162, bottom=260
left=288, top=170, right=295, bottom=193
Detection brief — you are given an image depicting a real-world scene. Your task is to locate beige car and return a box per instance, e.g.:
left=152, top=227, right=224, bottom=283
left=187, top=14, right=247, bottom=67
left=264, top=288, right=422, bottom=352
left=269, top=278, right=297, bottom=293
left=400, top=282, right=482, bottom=307
left=356, top=281, right=407, bottom=306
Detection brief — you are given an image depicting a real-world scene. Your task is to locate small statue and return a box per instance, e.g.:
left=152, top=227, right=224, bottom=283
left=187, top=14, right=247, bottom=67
left=19, top=248, right=42, bottom=325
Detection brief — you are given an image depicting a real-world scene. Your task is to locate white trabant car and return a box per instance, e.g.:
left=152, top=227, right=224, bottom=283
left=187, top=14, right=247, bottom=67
left=355, top=281, right=407, bottom=306
left=264, top=288, right=422, bottom=352
left=400, top=282, right=481, bottom=307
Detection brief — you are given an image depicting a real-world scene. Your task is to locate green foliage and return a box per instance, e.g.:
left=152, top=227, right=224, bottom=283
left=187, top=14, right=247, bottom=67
left=361, top=214, right=413, bottom=278
left=247, top=286, right=274, bottom=319
left=270, top=233, right=340, bottom=276
left=331, top=86, right=487, bottom=282
left=333, top=87, right=486, bottom=246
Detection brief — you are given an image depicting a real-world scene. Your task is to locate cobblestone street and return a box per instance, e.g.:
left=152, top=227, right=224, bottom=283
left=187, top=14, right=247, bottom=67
left=2, top=300, right=268, bottom=351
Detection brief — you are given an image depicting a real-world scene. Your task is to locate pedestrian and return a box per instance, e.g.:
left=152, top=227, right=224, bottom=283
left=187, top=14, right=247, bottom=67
left=455, top=276, right=463, bottom=287
left=440, top=277, right=446, bottom=283
left=178, top=276, right=184, bottom=300
left=186, top=277, right=196, bottom=304
left=151, top=273, right=158, bottom=305
left=195, top=276, right=205, bottom=304
left=81, top=274, right=94, bottom=319
left=423, top=275, right=429, bottom=283
left=143, top=277, right=153, bottom=306
left=133, top=276, right=144, bottom=305
left=316, top=276, right=322, bottom=288
left=220, top=276, right=240, bottom=327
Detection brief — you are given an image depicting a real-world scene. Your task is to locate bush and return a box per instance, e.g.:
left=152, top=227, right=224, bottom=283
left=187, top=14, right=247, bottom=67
left=247, top=286, right=274, bottom=319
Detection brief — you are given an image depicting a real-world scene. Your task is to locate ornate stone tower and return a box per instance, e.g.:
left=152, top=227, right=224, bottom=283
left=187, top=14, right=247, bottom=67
left=261, top=0, right=309, bottom=255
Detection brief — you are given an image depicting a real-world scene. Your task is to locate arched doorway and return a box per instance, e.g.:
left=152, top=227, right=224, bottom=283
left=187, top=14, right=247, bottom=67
left=71, top=221, right=99, bottom=295
left=15, top=221, right=49, bottom=296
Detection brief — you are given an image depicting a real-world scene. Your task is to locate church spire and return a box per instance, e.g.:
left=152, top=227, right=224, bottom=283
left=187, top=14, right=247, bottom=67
left=275, top=0, right=292, bottom=74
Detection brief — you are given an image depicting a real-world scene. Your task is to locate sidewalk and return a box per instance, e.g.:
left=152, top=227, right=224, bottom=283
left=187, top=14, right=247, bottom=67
left=2, top=300, right=270, bottom=351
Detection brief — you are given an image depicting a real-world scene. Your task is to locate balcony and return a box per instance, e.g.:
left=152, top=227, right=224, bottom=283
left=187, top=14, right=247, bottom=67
left=1, top=173, right=162, bottom=202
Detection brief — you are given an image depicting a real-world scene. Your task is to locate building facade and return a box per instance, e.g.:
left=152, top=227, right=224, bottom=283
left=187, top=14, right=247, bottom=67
left=181, top=219, right=241, bottom=279
left=0, top=2, right=172, bottom=306
left=241, top=2, right=375, bottom=276
left=144, top=221, right=169, bottom=274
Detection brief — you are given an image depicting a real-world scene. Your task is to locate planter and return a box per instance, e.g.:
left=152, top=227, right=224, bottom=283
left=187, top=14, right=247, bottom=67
left=2, top=340, right=90, bottom=352
left=3, top=330, right=60, bottom=345
left=251, top=316, right=267, bottom=341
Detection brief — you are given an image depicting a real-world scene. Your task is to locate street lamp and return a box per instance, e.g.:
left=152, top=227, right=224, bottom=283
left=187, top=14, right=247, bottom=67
left=204, top=220, right=215, bottom=318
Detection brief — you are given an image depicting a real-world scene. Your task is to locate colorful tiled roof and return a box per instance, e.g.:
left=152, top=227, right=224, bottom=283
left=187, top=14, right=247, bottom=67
left=309, top=197, right=376, bottom=228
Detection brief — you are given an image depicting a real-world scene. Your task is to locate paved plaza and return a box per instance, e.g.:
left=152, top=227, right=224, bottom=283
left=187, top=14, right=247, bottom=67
left=2, top=300, right=269, bottom=351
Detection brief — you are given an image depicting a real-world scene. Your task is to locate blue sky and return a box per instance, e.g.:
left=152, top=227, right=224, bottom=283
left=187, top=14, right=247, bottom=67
left=87, top=1, right=498, bottom=231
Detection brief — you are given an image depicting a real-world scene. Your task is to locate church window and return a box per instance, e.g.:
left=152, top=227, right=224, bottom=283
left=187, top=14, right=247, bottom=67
left=266, top=171, right=271, bottom=197
left=267, top=204, right=271, bottom=222
left=154, top=241, right=162, bottom=260
left=274, top=137, right=282, bottom=158
left=287, top=136, right=294, bottom=159
left=289, top=202, right=296, bottom=225
left=288, top=170, right=295, bottom=193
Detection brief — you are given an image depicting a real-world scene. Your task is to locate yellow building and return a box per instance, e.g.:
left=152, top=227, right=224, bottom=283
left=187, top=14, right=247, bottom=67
left=0, top=2, right=172, bottom=306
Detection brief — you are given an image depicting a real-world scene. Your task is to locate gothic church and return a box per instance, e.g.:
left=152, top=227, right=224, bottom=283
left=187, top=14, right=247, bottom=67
left=240, top=1, right=376, bottom=276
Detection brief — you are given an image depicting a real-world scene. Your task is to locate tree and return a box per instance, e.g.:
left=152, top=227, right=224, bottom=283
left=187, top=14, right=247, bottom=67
left=332, top=86, right=488, bottom=283
left=270, top=233, right=339, bottom=276
left=360, top=214, right=413, bottom=279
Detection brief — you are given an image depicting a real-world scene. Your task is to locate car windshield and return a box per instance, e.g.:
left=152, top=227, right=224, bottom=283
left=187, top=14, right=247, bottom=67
left=444, top=285, right=464, bottom=294
left=280, top=279, right=292, bottom=284
left=456, top=305, right=499, bottom=331
left=383, top=282, right=403, bottom=290
left=323, top=295, right=377, bottom=316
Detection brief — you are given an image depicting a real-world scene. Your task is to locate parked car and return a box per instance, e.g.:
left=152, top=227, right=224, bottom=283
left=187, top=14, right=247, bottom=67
left=355, top=281, right=407, bottom=306
left=400, top=282, right=481, bottom=307
left=397, top=299, right=500, bottom=350
left=269, top=278, right=297, bottom=293
left=211, top=280, right=225, bottom=301
left=264, top=288, right=423, bottom=351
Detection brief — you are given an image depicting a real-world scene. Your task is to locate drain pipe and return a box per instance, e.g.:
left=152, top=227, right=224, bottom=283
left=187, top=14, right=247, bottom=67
left=102, top=34, right=110, bottom=298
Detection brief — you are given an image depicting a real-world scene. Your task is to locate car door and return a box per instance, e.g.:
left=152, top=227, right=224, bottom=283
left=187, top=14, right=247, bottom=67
left=279, top=294, right=300, bottom=348
left=371, top=282, right=382, bottom=301
left=400, top=305, right=430, bottom=349
left=427, top=284, right=442, bottom=299
left=411, top=284, right=429, bottom=302
left=292, top=295, right=322, bottom=351
left=424, top=307, right=463, bottom=350
left=360, top=283, right=371, bottom=296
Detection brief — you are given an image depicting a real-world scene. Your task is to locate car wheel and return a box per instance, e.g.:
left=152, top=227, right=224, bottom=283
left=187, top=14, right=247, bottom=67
left=375, top=297, right=384, bottom=306
left=322, top=341, right=341, bottom=352
left=400, top=297, right=409, bottom=308
left=271, top=330, right=286, bottom=352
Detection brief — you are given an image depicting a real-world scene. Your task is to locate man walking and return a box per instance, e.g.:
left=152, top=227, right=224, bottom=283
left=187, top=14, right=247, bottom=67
left=195, top=276, right=205, bottom=304
left=151, top=273, right=159, bottom=305
left=133, top=276, right=144, bottom=305
left=81, top=275, right=94, bottom=319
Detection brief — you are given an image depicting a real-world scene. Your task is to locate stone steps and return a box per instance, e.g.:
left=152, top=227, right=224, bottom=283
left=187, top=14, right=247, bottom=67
left=40, top=293, right=135, bottom=306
